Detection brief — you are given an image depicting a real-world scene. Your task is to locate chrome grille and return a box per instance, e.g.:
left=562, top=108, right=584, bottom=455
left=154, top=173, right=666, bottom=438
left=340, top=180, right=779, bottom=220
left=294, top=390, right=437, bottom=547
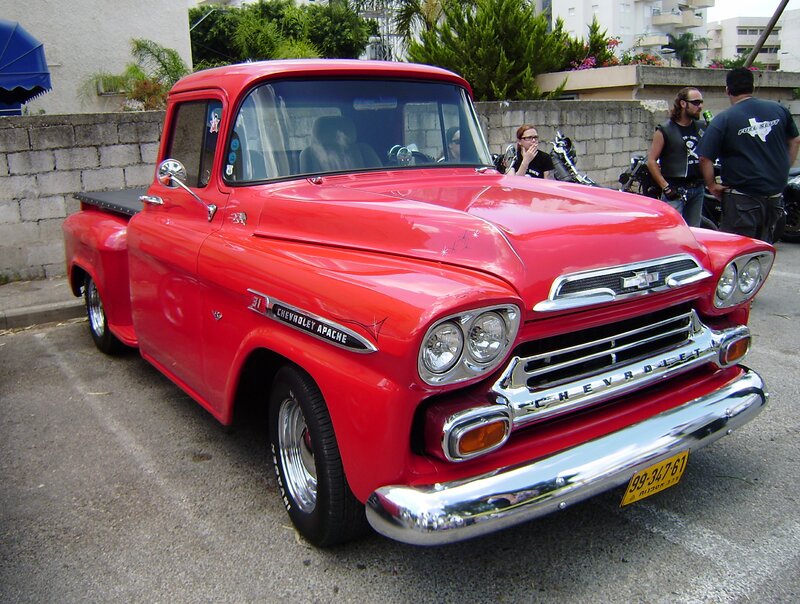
left=515, top=304, right=695, bottom=391
left=557, top=258, right=699, bottom=297
left=533, top=254, right=710, bottom=313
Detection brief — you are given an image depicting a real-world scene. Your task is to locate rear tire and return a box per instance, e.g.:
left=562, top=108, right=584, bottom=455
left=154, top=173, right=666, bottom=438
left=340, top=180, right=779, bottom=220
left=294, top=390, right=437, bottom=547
left=268, top=365, right=369, bottom=547
left=84, top=274, right=123, bottom=355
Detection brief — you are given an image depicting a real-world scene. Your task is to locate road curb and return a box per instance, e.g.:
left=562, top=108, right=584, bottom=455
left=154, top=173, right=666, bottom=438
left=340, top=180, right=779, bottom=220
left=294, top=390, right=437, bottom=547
left=0, top=300, right=85, bottom=330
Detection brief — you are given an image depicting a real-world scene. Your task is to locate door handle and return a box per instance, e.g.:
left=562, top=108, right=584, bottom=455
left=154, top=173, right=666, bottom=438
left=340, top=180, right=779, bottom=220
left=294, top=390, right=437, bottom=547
left=139, top=195, right=163, bottom=205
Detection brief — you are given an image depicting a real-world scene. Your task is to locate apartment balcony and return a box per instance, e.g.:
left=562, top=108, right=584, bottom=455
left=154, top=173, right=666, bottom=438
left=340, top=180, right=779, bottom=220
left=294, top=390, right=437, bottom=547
left=680, top=0, right=715, bottom=8
left=652, top=12, right=682, bottom=26
left=638, top=34, right=670, bottom=48
left=677, top=12, right=703, bottom=28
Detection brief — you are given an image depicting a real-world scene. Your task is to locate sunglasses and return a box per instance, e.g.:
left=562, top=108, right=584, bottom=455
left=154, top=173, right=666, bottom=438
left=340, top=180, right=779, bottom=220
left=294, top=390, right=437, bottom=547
left=686, top=99, right=704, bottom=106
left=520, top=135, right=539, bottom=141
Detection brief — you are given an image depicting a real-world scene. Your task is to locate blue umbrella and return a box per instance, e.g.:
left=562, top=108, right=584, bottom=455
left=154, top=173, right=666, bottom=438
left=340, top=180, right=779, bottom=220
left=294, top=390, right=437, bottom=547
left=0, top=19, right=52, bottom=106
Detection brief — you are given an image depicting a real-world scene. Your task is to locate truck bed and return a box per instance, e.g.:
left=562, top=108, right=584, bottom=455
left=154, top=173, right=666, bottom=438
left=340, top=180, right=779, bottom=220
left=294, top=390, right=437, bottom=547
left=74, top=188, right=147, bottom=216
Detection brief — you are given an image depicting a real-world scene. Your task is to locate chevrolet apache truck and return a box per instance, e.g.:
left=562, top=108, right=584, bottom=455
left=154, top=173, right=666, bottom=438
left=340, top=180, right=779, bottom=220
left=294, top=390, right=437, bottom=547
left=63, top=59, right=775, bottom=547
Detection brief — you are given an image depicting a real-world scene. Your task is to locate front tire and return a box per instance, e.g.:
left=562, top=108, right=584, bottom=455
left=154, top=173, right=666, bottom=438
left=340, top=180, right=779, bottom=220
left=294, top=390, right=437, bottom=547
left=269, top=365, right=368, bottom=546
left=84, top=274, right=123, bottom=355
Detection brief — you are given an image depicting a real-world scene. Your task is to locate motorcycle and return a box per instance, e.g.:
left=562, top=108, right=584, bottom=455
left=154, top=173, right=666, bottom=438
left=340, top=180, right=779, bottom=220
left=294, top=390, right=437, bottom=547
left=782, top=167, right=800, bottom=242
left=493, top=130, right=598, bottom=186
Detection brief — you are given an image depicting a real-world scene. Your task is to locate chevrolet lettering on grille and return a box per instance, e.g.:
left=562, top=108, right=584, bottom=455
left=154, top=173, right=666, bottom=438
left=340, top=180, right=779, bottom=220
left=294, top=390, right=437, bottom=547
left=623, top=270, right=659, bottom=290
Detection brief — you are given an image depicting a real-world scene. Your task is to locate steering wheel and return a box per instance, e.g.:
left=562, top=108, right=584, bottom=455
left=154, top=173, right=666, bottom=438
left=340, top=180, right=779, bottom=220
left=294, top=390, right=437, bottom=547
left=386, top=145, right=434, bottom=166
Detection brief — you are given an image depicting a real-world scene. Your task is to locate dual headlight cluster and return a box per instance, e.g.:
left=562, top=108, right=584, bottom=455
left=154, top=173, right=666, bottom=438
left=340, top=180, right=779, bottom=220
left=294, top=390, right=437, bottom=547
left=418, top=305, right=520, bottom=385
left=714, top=252, right=774, bottom=308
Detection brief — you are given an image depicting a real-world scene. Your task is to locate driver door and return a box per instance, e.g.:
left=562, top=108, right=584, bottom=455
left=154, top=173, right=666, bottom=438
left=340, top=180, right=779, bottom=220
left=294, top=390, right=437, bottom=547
left=128, top=94, right=228, bottom=395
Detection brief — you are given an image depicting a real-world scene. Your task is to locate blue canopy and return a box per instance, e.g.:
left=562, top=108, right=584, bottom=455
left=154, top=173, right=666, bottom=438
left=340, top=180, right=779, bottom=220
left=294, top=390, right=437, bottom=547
left=0, top=20, right=52, bottom=105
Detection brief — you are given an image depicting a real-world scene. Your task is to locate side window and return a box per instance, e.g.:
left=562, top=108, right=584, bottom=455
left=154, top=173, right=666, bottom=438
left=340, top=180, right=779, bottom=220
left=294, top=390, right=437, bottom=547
left=166, top=100, right=222, bottom=188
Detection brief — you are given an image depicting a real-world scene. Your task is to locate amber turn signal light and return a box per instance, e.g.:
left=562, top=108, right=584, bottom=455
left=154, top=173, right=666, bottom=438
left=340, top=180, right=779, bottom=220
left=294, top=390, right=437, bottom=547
left=719, top=336, right=750, bottom=366
left=456, top=419, right=509, bottom=457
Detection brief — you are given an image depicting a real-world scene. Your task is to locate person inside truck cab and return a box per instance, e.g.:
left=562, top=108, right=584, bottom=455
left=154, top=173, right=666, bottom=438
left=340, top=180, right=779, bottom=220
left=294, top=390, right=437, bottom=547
left=438, top=126, right=460, bottom=163
left=299, top=115, right=382, bottom=174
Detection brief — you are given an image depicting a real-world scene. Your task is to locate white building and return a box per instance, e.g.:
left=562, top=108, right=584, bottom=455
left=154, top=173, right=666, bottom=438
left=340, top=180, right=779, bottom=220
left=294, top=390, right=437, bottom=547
left=3, top=0, right=192, bottom=115
left=707, top=10, right=800, bottom=71
left=545, top=0, right=714, bottom=61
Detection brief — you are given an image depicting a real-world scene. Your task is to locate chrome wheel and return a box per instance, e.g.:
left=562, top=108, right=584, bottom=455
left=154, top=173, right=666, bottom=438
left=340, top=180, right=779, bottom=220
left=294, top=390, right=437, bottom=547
left=83, top=274, right=122, bottom=355
left=277, top=395, right=317, bottom=513
left=86, top=277, right=106, bottom=337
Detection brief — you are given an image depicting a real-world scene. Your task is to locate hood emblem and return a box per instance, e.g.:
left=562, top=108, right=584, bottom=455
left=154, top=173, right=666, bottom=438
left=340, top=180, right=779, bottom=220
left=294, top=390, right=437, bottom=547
left=623, top=270, right=659, bottom=290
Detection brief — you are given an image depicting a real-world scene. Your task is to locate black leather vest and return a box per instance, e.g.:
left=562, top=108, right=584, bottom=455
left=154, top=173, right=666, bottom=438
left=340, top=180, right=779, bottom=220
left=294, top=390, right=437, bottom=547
left=656, top=119, right=701, bottom=180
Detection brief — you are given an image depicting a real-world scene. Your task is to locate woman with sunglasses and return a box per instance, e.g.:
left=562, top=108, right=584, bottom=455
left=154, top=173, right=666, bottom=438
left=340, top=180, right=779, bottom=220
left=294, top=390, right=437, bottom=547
left=506, top=124, right=554, bottom=178
left=646, top=87, right=706, bottom=227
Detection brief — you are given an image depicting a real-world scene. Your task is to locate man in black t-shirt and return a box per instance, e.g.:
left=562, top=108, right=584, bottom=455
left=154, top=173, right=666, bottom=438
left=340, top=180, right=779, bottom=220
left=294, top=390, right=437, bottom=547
left=506, top=124, right=554, bottom=178
left=647, top=87, right=706, bottom=227
left=698, top=67, right=799, bottom=242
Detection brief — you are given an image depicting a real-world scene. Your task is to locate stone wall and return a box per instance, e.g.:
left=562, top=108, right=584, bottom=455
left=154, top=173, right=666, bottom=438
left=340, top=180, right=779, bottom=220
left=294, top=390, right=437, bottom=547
left=0, top=112, right=164, bottom=283
left=475, top=99, right=662, bottom=187
left=0, top=102, right=661, bottom=283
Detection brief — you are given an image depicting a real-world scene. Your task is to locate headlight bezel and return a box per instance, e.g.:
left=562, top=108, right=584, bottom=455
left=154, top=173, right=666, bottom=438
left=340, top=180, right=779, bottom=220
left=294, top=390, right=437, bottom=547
left=418, top=304, right=520, bottom=385
left=714, top=251, right=774, bottom=308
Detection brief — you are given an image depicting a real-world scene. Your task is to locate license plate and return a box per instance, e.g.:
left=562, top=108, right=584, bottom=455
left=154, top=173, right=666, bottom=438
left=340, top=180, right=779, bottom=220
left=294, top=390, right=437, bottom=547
left=620, top=451, right=689, bottom=506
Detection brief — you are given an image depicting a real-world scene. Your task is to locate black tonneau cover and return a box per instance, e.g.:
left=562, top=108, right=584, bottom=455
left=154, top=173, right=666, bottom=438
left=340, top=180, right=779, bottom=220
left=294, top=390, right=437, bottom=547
left=74, top=188, right=147, bottom=216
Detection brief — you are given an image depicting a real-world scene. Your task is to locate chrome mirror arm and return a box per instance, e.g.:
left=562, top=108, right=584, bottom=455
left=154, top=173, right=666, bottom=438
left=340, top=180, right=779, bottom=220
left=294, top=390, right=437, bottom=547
left=157, top=159, right=218, bottom=222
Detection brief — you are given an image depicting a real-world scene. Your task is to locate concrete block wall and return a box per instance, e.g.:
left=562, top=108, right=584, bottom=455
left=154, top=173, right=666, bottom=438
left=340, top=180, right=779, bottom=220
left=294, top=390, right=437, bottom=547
left=0, top=101, right=660, bottom=283
left=0, top=112, right=164, bottom=283
left=475, top=100, right=662, bottom=187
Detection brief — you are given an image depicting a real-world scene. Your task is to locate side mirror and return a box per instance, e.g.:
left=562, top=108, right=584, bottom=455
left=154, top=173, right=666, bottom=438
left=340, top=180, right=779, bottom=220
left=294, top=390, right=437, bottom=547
left=155, top=158, right=217, bottom=222
left=157, top=159, right=188, bottom=188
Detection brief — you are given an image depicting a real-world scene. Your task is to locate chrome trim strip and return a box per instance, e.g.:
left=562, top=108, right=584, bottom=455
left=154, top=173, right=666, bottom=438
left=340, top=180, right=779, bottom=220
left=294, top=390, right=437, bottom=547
left=666, top=267, right=713, bottom=288
left=366, top=368, right=766, bottom=545
left=247, top=289, right=378, bottom=353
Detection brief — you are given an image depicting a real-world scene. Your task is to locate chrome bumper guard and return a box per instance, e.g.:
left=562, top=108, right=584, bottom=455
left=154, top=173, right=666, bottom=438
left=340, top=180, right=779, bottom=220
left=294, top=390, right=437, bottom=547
left=366, top=368, right=766, bottom=546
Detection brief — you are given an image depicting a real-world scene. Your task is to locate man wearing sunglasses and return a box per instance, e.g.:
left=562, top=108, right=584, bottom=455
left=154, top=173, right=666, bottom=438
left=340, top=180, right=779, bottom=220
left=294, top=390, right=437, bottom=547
left=698, top=67, right=799, bottom=242
left=646, top=87, right=706, bottom=227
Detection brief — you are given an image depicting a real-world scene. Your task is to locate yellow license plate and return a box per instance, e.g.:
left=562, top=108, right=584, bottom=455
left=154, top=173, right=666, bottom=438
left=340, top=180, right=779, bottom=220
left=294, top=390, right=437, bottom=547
left=620, top=450, right=689, bottom=507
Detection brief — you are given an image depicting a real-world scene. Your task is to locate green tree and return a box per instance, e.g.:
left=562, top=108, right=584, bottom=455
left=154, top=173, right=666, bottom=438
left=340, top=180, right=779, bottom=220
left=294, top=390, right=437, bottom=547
left=306, top=1, right=373, bottom=59
left=708, top=54, right=764, bottom=70
left=188, top=6, right=242, bottom=68
left=563, top=17, right=620, bottom=70
left=406, top=0, right=567, bottom=101
left=189, top=0, right=370, bottom=64
left=667, top=32, right=708, bottom=67
left=391, top=0, right=456, bottom=40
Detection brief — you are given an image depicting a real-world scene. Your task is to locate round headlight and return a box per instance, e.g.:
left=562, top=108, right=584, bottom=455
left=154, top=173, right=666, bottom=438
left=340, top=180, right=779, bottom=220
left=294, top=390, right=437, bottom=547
left=467, top=312, right=506, bottom=363
left=717, top=263, right=737, bottom=301
left=421, top=321, right=463, bottom=374
left=738, top=258, right=762, bottom=294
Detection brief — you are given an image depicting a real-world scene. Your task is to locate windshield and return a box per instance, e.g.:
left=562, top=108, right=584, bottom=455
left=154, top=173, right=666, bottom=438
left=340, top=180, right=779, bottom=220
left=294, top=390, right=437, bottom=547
left=225, top=78, right=491, bottom=183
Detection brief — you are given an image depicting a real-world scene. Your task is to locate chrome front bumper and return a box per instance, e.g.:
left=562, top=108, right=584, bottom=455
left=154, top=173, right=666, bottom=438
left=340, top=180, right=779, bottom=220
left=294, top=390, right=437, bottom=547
left=366, top=368, right=766, bottom=546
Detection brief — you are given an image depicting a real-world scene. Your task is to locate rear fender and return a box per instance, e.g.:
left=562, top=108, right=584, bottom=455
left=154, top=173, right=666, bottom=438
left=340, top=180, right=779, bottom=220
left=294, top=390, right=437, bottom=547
left=62, top=210, right=135, bottom=343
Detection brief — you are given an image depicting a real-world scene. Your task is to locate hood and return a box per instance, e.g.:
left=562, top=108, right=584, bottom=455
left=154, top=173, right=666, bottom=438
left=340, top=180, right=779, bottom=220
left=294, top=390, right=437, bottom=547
left=252, top=169, right=702, bottom=308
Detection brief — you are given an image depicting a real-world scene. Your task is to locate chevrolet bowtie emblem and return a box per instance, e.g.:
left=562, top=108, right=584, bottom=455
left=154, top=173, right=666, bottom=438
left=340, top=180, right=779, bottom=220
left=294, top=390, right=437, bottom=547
left=622, top=270, right=659, bottom=290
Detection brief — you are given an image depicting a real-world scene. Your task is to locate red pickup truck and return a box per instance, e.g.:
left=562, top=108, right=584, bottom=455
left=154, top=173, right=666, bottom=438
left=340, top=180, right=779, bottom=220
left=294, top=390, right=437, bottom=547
left=63, top=59, right=774, bottom=547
